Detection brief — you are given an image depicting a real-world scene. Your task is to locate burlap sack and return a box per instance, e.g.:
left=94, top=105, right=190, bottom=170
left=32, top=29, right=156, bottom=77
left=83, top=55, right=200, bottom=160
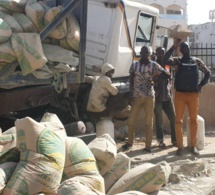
left=30, top=64, right=53, bottom=79
left=12, top=12, right=37, bottom=32
left=62, top=137, right=99, bottom=182
left=107, top=162, right=171, bottom=194
left=0, top=162, right=17, bottom=193
left=103, top=152, right=130, bottom=193
left=66, top=14, right=80, bottom=52
left=0, top=133, right=16, bottom=157
left=44, top=6, right=67, bottom=39
left=26, top=0, right=38, bottom=6
left=0, top=0, right=27, bottom=12
left=59, top=37, right=72, bottom=50
left=0, top=12, right=23, bottom=32
left=0, top=41, right=17, bottom=64
left=2, top=117, right=65, bottom=194
left=40, top=112, right=67, bottom=137
left=0, top=148, right=20, bottom=164
left=2, top=127, right=16, bottom=135
left=88, top=134, right=117, bottom=176
left=0, top=18, right=12, bottom=44
left=0, top=61, right=19, bottom=80
left=0, top=128, right=17, bottom=159
left=11, top=33, right=47, bottom=76
left=25, top=2, right=45, bottom=32
left=0, top=5, right=12, bottom=13
left=38, top=1, right=51, bottom=12
left=58, top=176, right=105, bottom=195
left=116, top=191, right=147, bottom=195
left=42, top=37, right=59, bottom=45
left=42, top=43, right=79, bottom=66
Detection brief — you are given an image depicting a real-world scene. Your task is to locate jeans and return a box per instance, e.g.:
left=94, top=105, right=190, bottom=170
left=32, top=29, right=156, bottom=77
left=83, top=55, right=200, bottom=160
left=154, top=98, right=176, bottom=144
left=174, top=91, right=199, bottom=148
left=127, top=96, right=155, bottom=147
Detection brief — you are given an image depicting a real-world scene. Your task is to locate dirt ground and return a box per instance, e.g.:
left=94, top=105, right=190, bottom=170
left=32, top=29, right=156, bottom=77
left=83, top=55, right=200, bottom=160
left=116, top=133, right=215, bottom=195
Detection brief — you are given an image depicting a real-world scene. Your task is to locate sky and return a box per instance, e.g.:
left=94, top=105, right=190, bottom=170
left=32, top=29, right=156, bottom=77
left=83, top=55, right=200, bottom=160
left=187, top=0, right=214, bottom=25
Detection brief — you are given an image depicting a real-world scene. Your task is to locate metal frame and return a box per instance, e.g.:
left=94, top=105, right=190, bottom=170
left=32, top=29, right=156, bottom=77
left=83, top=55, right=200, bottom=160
left=40, top=0, right=88, bottom=83
left=190, top=43, right=215, bottom=82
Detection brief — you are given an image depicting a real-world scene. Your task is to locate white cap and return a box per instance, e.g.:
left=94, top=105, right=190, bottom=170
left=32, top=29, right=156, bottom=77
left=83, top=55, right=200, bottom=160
left=101, top=63, right=115, bottom=75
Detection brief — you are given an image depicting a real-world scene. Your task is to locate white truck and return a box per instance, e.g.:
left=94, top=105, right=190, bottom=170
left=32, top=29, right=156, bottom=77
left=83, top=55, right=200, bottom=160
left=0, top=0, right=159, bottom=131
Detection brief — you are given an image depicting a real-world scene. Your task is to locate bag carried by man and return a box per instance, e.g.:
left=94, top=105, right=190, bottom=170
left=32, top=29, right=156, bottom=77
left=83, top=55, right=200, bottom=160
left=174, top=57, right=199, bottom=92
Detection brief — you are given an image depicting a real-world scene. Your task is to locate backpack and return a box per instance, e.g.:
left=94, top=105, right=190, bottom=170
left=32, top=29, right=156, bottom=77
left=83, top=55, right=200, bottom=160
left=174, top=57, right=199, bottom=92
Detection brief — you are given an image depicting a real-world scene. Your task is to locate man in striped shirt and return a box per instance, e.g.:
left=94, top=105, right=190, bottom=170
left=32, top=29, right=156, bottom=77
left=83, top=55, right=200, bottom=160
left=122, top=46, right=170, bottom=153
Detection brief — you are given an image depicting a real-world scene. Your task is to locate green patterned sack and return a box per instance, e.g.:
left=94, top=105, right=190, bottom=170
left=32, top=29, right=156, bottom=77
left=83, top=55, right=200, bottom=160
left=2, top=117, right=65, bottom=194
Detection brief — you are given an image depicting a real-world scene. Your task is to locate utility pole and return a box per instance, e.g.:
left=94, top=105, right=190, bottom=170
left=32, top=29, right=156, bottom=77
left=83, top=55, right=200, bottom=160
left=209, top=9, right=215, bottom=22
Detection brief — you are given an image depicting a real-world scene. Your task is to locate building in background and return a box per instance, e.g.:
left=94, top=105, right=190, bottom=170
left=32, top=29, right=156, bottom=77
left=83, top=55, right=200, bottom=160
left=188, top=22, right=215, bottom=77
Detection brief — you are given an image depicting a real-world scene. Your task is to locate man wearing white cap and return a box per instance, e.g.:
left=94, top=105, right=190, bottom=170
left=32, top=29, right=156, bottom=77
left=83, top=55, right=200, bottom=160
left=85, top=63, right=129, bottom=121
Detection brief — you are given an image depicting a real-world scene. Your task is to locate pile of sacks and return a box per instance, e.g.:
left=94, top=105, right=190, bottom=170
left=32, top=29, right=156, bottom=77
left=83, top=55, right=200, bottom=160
left=0, top=112, right=172, bottom=195
left=0, top=0, right=80, bottom=90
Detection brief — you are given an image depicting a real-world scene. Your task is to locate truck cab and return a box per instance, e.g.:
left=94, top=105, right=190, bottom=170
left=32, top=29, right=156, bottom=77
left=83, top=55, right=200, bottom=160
left=0, top=0, right=159, bottom=130
left=85, top=0, right=159, bottom=80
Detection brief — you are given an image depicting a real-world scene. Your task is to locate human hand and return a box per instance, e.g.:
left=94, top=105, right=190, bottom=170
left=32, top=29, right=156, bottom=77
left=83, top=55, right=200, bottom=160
left=197, top=83, right=203, bottom=93
left=172, top=38, right=182, bottom=50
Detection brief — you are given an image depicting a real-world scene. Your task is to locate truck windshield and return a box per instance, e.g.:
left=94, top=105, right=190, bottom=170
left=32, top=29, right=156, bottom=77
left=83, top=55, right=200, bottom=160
left=135, top=13, right=154, bottom=47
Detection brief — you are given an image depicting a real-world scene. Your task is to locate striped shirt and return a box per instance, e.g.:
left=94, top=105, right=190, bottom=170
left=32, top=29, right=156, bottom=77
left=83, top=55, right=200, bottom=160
left=130, top=60, right=165, bottom=97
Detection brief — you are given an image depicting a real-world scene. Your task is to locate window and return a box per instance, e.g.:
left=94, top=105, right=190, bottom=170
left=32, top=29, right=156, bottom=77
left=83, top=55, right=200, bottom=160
left=135, top=12, right=154, bottom=52
left=175, top=10, right=182, bottom=15
left=166, top=10, right=182, bottom=15
left=167, top=10, right=174, bottom=14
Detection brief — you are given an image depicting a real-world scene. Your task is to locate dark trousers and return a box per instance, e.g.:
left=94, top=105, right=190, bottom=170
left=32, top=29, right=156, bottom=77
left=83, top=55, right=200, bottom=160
left=154, top=98, right=176, bottom=144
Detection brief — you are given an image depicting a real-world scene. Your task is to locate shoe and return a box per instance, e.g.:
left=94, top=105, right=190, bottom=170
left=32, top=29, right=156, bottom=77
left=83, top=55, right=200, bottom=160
left=158, top=141, right=166, bottom=148
left=121, top=142, right=132, bottom=150
left=143, top=147, right=151, bottom=153
left=190, top=147, right=200, bottom=156
left=176, top=148, right=183, bottom=156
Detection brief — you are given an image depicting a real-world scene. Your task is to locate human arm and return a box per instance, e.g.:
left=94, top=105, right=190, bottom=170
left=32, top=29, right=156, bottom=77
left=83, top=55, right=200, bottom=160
left=153, top=62, right=171, bottom=79
left=162, top=38, right=181, bottom=66
left=162, top=48, right=174, bottom=66
left=196, top=58, right=211, bottom=92
left=104, top=77, right=118, bottom=95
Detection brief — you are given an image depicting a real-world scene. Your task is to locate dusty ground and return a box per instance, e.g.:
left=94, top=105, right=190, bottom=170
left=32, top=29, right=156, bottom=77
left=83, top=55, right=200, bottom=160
left=116, top=133, right=215, bottom=165
left=115, top=133, right=215, bottom=195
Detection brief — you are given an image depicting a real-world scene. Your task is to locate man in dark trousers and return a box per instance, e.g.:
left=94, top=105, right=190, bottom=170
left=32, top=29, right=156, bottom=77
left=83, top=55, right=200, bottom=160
left=154, top=46, right=177, bottom=148
left=163, top=41, right=211, bottom=156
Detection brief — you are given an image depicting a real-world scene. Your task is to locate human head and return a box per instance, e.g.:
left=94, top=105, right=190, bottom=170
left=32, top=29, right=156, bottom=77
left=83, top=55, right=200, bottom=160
left=155, top=47, right=165, bottom=60
left=179, top=41, right=190, bottom=56
left=101, top=63, right=115, bottom=78
left=140, top=46, right=152, bottom=60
